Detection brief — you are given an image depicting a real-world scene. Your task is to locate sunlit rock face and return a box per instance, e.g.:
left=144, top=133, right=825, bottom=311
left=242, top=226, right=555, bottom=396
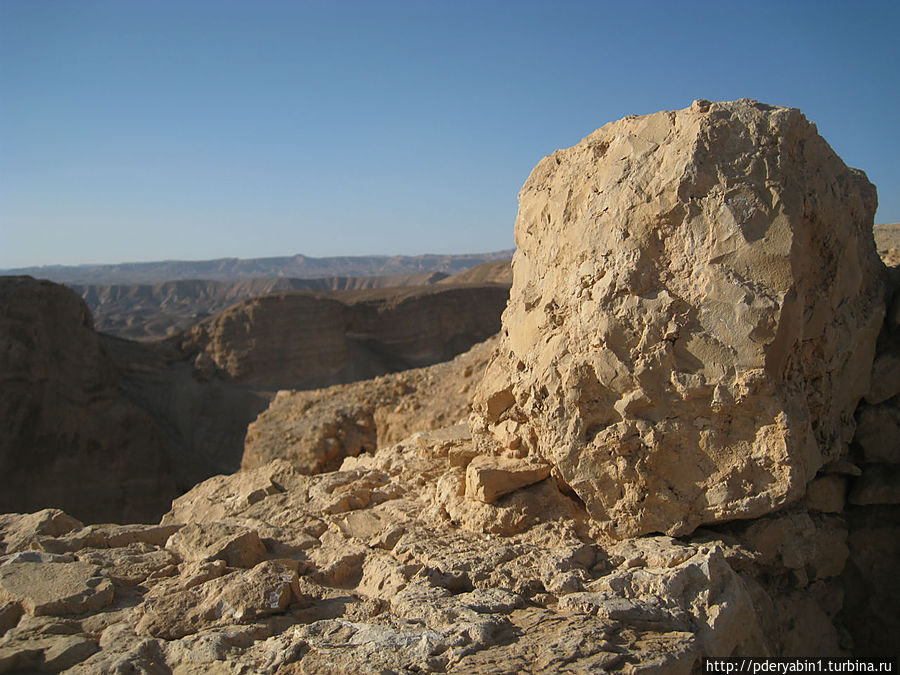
left=471, top=99, right=884, bottom=538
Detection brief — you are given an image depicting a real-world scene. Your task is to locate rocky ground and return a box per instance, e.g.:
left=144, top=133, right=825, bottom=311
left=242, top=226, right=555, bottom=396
left=0, top=101, right=898, bottom=672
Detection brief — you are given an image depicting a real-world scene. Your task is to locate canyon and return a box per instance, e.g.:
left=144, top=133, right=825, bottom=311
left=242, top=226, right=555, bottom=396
left=0, top=273, right=510, bottom=523
left=0, top=100, right=898, bottom=672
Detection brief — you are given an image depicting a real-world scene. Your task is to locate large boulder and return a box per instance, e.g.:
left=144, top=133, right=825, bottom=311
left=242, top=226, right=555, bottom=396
left=471, top=99, right=884, bottom=537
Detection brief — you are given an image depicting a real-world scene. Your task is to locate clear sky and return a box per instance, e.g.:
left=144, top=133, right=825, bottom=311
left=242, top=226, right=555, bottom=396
left=1, top=0, right=898, bottom=268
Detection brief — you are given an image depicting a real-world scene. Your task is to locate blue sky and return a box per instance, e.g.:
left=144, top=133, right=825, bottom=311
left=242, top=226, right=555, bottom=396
left=1, top=0, right=898, bottom=268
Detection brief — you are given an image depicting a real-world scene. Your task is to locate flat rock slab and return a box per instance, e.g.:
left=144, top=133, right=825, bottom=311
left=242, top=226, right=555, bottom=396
left=75, top=545, right=176, bottom=586
left=165, top=522, right=266, bottom=568
left=0, top=509, right=83, bottom=555
left=38, top=523, right=183, bottom=554
left=465, top=455, right=551, bottom=503
left=0, top=635, right=98, bottom=673
left=0, top=562, right=113, bottom=616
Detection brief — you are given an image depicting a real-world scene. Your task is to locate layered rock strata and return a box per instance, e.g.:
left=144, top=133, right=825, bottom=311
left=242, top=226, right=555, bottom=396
left=73, top=272, right=450, bottom=340
left=182, top=284, right=509, bottom=391
left=471, top=99, right=884, bottom=537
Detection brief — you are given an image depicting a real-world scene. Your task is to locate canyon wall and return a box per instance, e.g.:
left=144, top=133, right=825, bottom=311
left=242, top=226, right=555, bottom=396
left=0, top=278, right=178, bottom=523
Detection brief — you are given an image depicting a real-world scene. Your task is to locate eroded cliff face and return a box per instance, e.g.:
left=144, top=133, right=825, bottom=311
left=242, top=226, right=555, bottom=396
left=471, top=99, right=884, bottom=538
left=0, top=276, right=511, bottom=524
left=0, top=278, right=178, bottom=523
left=182, top=284, right=509, bottom=391
left=73, top=272, right=451, bottom=340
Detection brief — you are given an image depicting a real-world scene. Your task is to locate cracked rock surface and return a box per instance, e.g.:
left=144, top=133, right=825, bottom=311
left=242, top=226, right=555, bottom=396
left=471, top=99, right=884, bottom=538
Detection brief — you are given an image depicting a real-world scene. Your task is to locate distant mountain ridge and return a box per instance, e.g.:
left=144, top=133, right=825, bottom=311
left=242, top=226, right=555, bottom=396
left=2, top=250, right=515, bottom=285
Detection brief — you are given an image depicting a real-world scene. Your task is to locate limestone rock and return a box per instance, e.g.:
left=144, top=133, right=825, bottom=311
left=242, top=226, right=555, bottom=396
left=464, top=455, right=551, bottom=503
left=471, top=99, right=884, bottom=537
left=874, top=223, right=900, bottom=270
left=74, top=269, right=482, bottom=340
left=182, top=284, right=507, bottom=390
left=0, top=634, right=99, bottom=673
left=0, top=509, right=83, bottom=554
left=0, top=562, right=113, bottom=616
left=0, top=601, right=22, bottom=636
left=866, top=353, right=900, bottom=405
left=162, top=459, right=308, bottom=526
left=243, top=335, right=498, bottom=474
left=135, top=560, right=300, bottom=639
left=0, top=425, right=865, bottom=669
left=15, top=522, right=182, bottom=556
left=74, top=545, right=176, bottom=586
left=165, top=523, right=267, bottom=569
left=741, top=512, right=848, bottom=581
left=804, top=475, right=846, bottom=513
left=0, top=276, right=507, bottom=525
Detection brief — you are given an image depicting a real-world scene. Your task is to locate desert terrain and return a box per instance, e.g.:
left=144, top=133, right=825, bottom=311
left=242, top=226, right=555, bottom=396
left=0, top=100, right=898, bottom=672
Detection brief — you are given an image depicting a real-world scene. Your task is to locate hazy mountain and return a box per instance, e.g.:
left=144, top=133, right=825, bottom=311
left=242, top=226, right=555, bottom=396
left=2, top=250, right=515, bottom=285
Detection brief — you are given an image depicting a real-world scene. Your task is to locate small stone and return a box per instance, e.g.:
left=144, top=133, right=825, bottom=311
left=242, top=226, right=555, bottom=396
left=165, top=522, right=266, bottom=568
left=464, top=455, right=551, bottom=503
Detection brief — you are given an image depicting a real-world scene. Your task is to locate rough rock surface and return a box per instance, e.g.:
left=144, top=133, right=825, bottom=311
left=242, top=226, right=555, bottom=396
left=0, top=424, right=869, bottom=671
left=0, top=562, right=114, bottom=617
left=243, top=335, right=498, bottom=474
left=841, top=239, right=900, bottom=655
left=874, top=223, right=900, bottom=268
left=471, top=99, right=884, bottom=537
